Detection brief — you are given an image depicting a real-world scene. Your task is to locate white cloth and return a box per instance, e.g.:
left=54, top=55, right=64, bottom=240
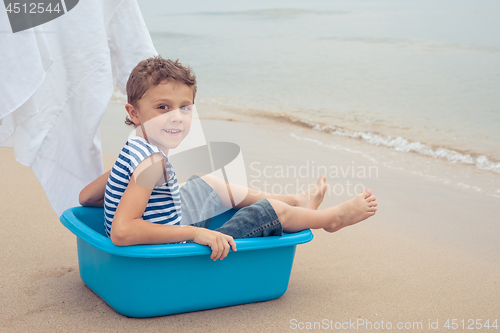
left=0, top=0, right=157, bottom=215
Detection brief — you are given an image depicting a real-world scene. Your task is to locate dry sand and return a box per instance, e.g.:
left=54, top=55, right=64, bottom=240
left=1, top=116, right=499, bottom=332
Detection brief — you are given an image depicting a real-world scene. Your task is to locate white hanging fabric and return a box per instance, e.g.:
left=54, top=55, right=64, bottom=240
left=0, top=0, right=157, bottom=215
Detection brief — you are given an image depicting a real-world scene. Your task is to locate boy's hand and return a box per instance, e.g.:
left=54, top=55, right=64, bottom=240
left=193, top=228, right=237, bottom=261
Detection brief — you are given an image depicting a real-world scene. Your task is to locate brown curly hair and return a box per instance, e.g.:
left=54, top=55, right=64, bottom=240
left=125, top=55, right=197, bottom=126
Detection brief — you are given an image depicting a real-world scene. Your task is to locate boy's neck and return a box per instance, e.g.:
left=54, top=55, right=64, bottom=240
left=133, top=127, right=169, bottom=157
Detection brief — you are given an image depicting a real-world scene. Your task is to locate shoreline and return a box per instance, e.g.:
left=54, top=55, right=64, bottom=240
left=200, top=101, right=500, bottom=168
left=110, top=87, right=500, bottom=168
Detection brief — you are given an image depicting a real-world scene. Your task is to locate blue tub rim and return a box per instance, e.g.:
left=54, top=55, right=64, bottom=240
left=60, top=206, right=313, bottom=259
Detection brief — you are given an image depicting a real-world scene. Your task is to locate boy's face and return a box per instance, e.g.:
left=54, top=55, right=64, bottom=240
left=126, top=80, right=194, bottom=154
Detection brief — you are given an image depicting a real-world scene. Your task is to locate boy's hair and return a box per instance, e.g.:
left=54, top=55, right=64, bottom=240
left=125, top=55, right=197, bottom=125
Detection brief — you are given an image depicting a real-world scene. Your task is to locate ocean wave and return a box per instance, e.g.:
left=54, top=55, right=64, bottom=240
left=259, top=111, right=500, bottom=174
left=319, top=36, right=500, bottom=53
left=192, top=8, right=347, bottom=17
left=149, top=31, right=202, bottom=40
left=335, top=130, right=500, bottom=174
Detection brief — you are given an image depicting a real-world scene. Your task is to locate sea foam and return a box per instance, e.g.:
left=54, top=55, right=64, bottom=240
left=315, top=124, right=500, bottom=174
left=275, top=113, right=500, bottom=174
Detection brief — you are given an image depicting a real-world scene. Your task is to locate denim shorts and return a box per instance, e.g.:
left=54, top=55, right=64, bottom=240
left=179, top=175, right=283, bottom=238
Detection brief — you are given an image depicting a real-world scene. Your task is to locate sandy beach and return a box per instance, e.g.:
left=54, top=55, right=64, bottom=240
left=1, top=102, right=499, bottom=332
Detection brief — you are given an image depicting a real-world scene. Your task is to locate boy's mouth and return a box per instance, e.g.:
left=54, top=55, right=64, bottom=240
left=163, top=129, right=182, bottom=135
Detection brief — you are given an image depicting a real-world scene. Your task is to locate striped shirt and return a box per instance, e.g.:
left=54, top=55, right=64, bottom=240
left=104, top=136, right=182, bottom=237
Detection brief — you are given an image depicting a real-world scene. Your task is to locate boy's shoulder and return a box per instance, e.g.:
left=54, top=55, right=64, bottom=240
left=114, top=136, right=161, bottom=170
left=116, top=136, right=174, bottom=186
left=125, top=135, right=156, bottom=150
left=121, top=136, right=165, bottom=157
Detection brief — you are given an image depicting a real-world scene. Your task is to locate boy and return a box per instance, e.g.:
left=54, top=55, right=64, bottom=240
left=79, top=55, right=377, bottom=261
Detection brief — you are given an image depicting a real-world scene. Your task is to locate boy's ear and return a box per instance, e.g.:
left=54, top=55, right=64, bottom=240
left=125, top=103, right=141, bottom=125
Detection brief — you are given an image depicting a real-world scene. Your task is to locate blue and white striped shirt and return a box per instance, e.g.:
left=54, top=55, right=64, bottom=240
left=104, top=136, right=182, bottom=237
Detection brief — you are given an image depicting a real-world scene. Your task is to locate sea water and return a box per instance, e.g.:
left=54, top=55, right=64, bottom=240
left=113, top=0, right=500, bottom=198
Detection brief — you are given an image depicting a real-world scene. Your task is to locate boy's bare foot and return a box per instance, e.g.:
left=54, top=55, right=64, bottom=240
left=324, top=189, right=377, bottom=233
left=295, top=175, right=327, bottom=210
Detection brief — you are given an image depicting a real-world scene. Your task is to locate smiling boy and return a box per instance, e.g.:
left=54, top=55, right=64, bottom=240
left=80, top=55, right=378, bottom=261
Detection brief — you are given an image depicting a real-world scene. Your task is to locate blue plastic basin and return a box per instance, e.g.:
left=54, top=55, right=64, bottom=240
left=60, top=206, right=313, bottom=317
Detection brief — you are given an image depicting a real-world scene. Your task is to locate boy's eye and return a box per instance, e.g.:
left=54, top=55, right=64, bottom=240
left=158, top=105, right=169, bottom=110
left=180, top=105, right=193, bottom=111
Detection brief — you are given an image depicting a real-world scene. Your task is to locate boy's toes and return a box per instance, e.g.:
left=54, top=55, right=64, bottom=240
left=317, top=175, right=327, bottom=190
left=362, top=189, right=372, bottom=198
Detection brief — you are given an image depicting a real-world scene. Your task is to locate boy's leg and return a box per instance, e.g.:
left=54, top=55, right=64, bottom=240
left=199, top=174, right=327, bottom=210
left=268, top=190, right=378, bottom=233
left=214, top=198, right=282, bottom=238
left=214, top=189, right=377, bottom=239
left=179, top=175, right=223, bottom=226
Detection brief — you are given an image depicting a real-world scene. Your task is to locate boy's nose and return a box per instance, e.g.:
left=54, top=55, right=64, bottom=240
left=167, top=108, right=183, bottom=122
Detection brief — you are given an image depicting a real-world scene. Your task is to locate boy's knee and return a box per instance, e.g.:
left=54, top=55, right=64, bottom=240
left=266, top=198, right=288, bottom=219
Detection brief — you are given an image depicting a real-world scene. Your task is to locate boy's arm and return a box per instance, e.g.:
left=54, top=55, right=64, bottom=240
left=111, top=154, right=236, bottom=260
left=79, top=170, right=111, bottom=207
